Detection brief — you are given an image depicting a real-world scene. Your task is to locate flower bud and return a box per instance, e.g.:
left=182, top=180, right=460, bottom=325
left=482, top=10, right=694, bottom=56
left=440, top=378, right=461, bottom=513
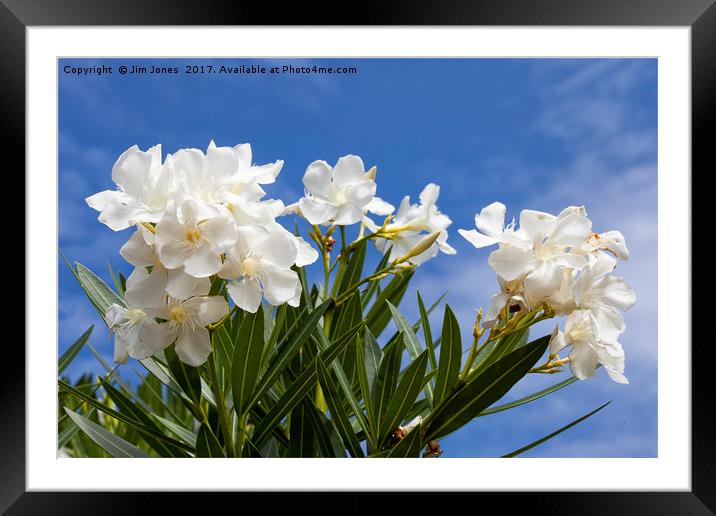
left=397, top=230, right=441, bottom=263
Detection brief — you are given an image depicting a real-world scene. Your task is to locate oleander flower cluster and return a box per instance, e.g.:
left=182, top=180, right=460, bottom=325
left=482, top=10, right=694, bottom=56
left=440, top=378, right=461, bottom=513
left=459, top=202, right=636, bottom=383
left=66, top=141, right=641, bottom=459
left=86, top=144, right=456, bottom=367
left=87, top=142, right=318, bottom=366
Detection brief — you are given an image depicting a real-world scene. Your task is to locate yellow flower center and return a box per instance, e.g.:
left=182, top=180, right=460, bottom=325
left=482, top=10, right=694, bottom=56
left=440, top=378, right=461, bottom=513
left=185, top=228, right=202, bottom=245
left=169, top=306, right=188, bottom=324
left=242, top=257, right=261, bottom=276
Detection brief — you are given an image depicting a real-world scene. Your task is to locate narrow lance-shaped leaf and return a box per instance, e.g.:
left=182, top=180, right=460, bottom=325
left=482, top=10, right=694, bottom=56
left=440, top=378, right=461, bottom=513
left=387, top=301, right=433, bottom=407
left=58, top=326, right=94, bottom=374
left=365, top=269, right=414, bottom=337
left=75, top=262, right=126, bottom=318
left=379, top=350, right=429, bottom=447
left=425, top=335, right=549, bottom=442
left=479, top=373, right=582, bottom=417
left=251, top=321, right=363, bottom=447
left=64, top=407, right=150, bottom=458
left=372, top=334, right=404, bottom=438
left=355, top=334, right=376, bottom=437
left=100, top=378, right=189, bottom=458
left=165, top=345, right=202, bottom=404
left=316, top=358, right=365, bottom=458
left=249, top=299, right=332, bottom=409
left=196, top=422, right=226, bottom=458
left=231, top=305, right=265, bottom=417
left=288, top=401, right=316, bottom=458
left=433, top=304, right=462, bottom=405
left=336, top=239, right=367, bottom=295
left=387, top=424, right=423, bottom=458
left=502, top=402, right=612, bottom=458
left=417, top=291, right=437, bottom=371
left=58, top=380, right=193, bottom=453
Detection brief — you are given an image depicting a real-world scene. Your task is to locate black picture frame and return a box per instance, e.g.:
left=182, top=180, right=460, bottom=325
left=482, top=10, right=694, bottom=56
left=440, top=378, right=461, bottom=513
left=7, top=1, right=706, bottom=513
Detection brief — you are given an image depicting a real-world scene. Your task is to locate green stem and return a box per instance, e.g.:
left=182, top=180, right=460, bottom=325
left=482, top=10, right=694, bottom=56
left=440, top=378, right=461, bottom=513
left=207, top=306, right=238, bottom=332
left=236, top=413, right=249, bottom=457
left=207, top=345, right=234, bottom=457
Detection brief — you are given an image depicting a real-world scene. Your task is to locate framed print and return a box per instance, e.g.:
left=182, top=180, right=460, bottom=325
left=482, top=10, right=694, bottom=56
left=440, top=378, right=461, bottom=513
left=8, top=0, right=708, bottom=513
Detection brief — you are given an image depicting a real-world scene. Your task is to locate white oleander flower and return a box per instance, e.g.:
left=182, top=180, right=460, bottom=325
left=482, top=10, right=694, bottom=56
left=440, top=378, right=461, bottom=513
left=572, top=252, right=636, bottom=343
left=172, top=141, right=285, bottom=225
left=549, top=310, right=628, bottom=384
left=120, top=226, right=211, bottom=307
left=86, top=144, right=179, bottom=231
left=105, top=303, right=166, bottom=364
left=458, top=202, right=530, bottom=250
left=487, top=206, right=591, bottom=299
left=154, top=199, right=236, bottom=278
left=587, top=230, right=630, bottom=261
left=219, top=224, right=313, bottom=313
left=369, top=183, right=456, bottom=265
left=295, top=155, right=394, bottom=226
left=152, top=295, right=230, bottom=367
left=483, top=276, right=529, bottom=327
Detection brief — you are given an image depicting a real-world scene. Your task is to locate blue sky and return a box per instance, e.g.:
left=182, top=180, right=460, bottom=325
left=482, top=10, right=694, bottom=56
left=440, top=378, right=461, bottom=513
left=58, top=58, right=658, bottom=458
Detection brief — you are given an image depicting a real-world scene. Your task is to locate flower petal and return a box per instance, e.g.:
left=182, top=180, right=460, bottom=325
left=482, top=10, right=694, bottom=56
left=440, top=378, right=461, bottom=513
left=227, top=280, right=263, bottom=313
left=333, top=203, right=364, bottom=226
left=488, top=246, right=538, bottom=281
left=332, top=155, right=365, bottom=186
left=474, top=202, right=506, bottom=238
left=262, top=266, right=300, bottom=306
left=125, top=266, right=167, bottom=308
left=524, top=260, right=563, bottom=299
left=120, top=229, right=155, bottom=267
left=459, top=228, right=498, bottom=249
left=182, top=242, right=222, bottom=278
left=298, top=197, right=338, bottom=225
left=365, top=197, right=395, bottom=216
left=166, top=269, right=211, bottom=300
left=568, top=343, right=599, bottom=380
left=175, top=326, right=212, bottom=367
left=303, top=160, right=333, bottom=199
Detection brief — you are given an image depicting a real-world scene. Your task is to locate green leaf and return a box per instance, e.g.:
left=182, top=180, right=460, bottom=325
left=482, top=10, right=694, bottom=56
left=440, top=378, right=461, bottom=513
left=165, top=345, right=202, bottom=404
left=58, top=326, right=93, bottom=374
left=337, top=240, right=367, bottom=295
left=361, top=248, right=392, bottom=309
left=251, top=321, right=362, bottom=447
left=288, top=401, right=316, bottom=457
left=363, top=330, right=383, bottom=390
left=417, top=291, right=437, bottom=371
left=355, top=335, right=376, bottom=437
left=379, top=350, right=429, bottom=447
left=387, top=425, right=423, bottom=458
left=231, top=305, right=265, bottom=417
left=213, top=327, right=234, bottom=386
left=302, top=400, right=338, bottom=458
left=313, top=328, right=372, bottom=443
left=372, top=334, right=404, bottom=439
left=75, top=262, right=126, bottom=318
left=100, top=378, right=189, bottom=457
left=152, top=414, right=198, bottom=447
left=433, top=304, right=462, bottom=405
left=365, top=269, right=414, bottom=337
left=64, top=407, right=149, bottom=458
left=502, top=401, right=611, bottom=458
left=316, top=358, right=365, bottom=458
left=249, top=299, right=332, bottom=409
left=479, top=374, right=581, bottom=417
left=58, top=380, right=193, bottom=453
left=196, top=422, right=225, bottom=458
left=425, top=335, right=549, bottom=442
left=387, top=301, right=433, bottom=406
